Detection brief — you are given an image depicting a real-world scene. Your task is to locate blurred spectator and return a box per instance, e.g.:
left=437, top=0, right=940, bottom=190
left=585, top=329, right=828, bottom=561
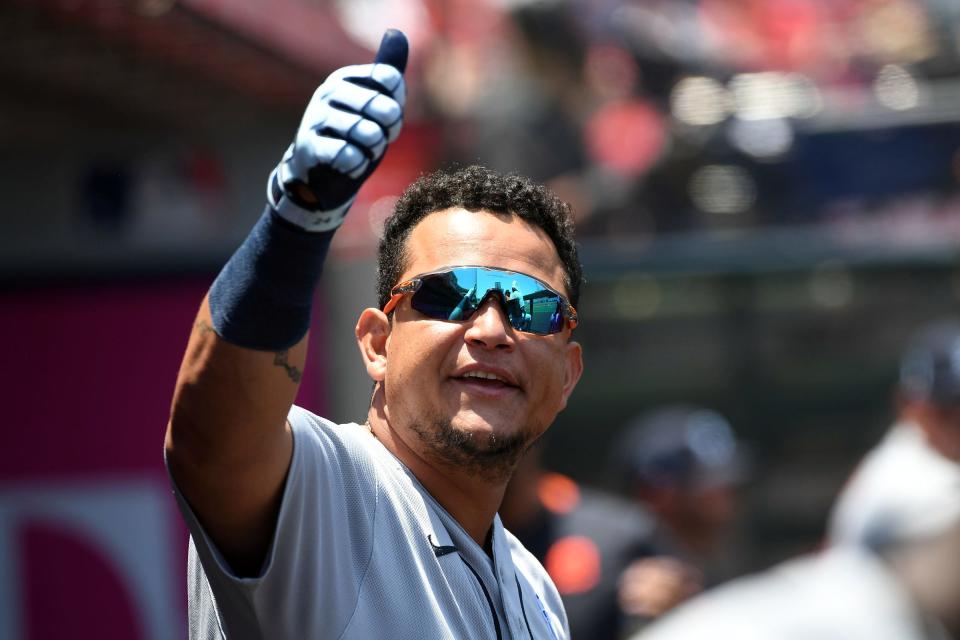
left=632, top=526, right=960, bottom=639
left=830, top=319, right=960, bottom=548
left=612, top=406, right=748, bottom=634
left=632, top=444, right=960, bottom=639
left=500, top=405, right=746, bottom=638
left=632, top=322, right=960, bottom=639
left=476, top=2, right=591, bottom=183
left=500, top=446, right=656, bottom=640
left=416, top=0, right=960, bottom=245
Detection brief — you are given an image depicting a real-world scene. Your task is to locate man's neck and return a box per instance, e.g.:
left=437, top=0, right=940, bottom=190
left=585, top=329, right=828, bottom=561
left=366, top=407, right=507, bottom=548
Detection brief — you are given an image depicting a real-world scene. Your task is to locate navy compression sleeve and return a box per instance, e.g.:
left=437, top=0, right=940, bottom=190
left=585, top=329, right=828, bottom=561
left=207, top=206, right=333, bottom=351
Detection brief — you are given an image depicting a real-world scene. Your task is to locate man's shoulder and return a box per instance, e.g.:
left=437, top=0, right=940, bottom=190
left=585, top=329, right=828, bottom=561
left=287, top=405, right=371, bottom=449
left=287, top=404, right=353, bottom=430
left=286, top=405, right=386, bottom=482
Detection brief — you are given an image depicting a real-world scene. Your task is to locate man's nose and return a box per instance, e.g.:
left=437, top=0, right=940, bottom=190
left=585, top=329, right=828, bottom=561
left=464, top=297, right=515, bottom=350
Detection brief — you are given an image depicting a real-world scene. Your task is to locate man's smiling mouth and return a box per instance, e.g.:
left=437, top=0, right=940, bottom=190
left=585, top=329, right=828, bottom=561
left=453, top=368, right=520, bottom=392
left=461, top=370, right=508, bottom=383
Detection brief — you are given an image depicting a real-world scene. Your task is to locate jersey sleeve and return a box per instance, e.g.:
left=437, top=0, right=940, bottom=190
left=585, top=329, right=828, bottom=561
left=168, top=405, right=380, bottom=638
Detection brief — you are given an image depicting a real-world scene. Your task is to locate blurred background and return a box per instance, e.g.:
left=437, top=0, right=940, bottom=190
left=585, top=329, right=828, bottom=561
left=3, top=0, right=960, bottom=637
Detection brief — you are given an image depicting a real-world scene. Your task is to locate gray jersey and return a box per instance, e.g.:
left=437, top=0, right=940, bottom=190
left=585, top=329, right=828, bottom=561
left=171, top=405, right=569, bottom=639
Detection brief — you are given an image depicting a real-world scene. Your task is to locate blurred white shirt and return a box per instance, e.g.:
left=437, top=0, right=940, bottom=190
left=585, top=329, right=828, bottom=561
left=828, top=421, right=960, bottom=548
left=634, top=421, right=960, bottom=640
left=634, top=546, right=948, bottom=640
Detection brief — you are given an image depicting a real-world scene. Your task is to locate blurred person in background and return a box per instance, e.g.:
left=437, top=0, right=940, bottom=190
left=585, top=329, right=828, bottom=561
left=632, top=440, right=960, bottom=639
left=500, top=445, right=656, bottom=639
left=613, top=406, right=747, bottom=635
left=632, top=322, right=960, bottom=640
left=830, top=319, right=960, bottom=550
left=500, top=405, right=746, bottom=638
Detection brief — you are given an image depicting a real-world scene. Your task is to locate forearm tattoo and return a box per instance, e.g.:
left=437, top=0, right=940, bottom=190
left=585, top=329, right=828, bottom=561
left=196, top=318, right=302, bottom=383
left=274, top=351, right=303, bottom=383
left=195, top=319, right=215, bottom=337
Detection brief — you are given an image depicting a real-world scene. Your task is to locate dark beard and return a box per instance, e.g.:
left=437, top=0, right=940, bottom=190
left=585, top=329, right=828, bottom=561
left=409, top=415, right=535, bottom=483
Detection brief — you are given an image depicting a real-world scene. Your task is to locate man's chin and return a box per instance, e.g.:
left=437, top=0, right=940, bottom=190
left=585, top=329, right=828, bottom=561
left=417, top=415, right=532, bottom=482
left=449, top=419, right=526, bottom=454
left=450, top=416, right=514, bottom=443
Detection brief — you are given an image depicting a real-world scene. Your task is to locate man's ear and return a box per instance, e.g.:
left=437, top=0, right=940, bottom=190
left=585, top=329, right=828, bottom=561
left=356, top=308, right=391, bottom=382
left=558, top=340, right=584, bottom=411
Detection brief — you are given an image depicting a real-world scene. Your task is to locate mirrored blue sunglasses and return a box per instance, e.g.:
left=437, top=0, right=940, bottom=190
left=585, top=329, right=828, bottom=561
left=383, top=266, right=578, bottom=336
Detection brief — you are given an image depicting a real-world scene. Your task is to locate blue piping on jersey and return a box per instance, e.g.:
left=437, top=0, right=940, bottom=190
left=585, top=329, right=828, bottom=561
left=535, top=593, right=559, bottom=640
left=459, top=555, right=503, bottom=640
left=515, top=576, right=535, bottom=639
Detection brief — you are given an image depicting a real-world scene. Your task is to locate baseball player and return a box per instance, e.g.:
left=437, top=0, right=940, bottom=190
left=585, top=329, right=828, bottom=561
left=613, top=406, right=746, bottom=633
left=631, top=324, right=960, bottom=640
left=632, top=432, right=960, bottom=640
left=164, top=29, right=584, bottom=639
left=829, top=319, right=960, bottom=551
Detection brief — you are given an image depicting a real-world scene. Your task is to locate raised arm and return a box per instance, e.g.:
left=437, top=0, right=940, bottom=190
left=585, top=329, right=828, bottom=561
left=165, top=31, right=408, bottom=575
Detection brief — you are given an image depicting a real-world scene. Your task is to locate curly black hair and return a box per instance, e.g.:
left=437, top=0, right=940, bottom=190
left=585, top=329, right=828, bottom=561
left=377, top=165, right=583, bottom=310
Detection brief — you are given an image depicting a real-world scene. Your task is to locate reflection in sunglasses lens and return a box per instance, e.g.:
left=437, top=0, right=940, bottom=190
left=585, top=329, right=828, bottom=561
left=409, top=268, right=568, bottom=336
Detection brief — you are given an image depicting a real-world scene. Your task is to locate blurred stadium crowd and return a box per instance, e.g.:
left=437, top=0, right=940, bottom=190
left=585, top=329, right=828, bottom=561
left=3, top=0, right=960, bottom=638
left=415, top=0, right=960, bottom=242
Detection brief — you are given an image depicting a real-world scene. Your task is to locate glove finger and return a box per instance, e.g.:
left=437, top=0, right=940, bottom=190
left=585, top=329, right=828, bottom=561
left=325, top=81, right=403, bottom=131
left=298, top=71, right=381, bottom=133
left=365, top=63, right=405, bottom=100
left=364, top=94, right=402, bottom=141
left=308, top=107, right=361, bottom=138
left=370, top=68, right=405, bottom=110
left=384, top=115, right=403, bottom=144
left=338, top=117, right=386, bottom=162
left=314, top=108, right=386, bottom=153
left=344, top=117, right=387, bottom=160
left=327, top=139, right=370, bottom=179
left=326, top=63, right=405, bottom=101
left=280, top=142, right=295, bottom=164
left=389, top=76, right=406, bottom=111
left=292, top=136, right=369, bottom=181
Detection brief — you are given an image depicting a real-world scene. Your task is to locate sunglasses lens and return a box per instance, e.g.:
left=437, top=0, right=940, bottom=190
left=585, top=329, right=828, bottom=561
left=523, top=288, right=566, bottom=335
left=410, top=268, right=569, bottom=335
left=408, top=268, right=477, bottom=320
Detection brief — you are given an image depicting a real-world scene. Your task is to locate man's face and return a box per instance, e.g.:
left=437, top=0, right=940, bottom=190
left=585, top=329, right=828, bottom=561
left=910, top=400, right=960, bottom=462
left=380, top=208, right=582, bottom=481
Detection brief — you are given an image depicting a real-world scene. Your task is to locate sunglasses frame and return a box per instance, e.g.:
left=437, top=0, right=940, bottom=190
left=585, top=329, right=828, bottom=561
left=383, top=265, right=579, bottom=334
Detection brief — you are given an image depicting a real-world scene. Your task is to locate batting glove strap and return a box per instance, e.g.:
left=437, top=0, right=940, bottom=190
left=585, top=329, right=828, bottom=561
left=268, top=163, right=355, bottom=233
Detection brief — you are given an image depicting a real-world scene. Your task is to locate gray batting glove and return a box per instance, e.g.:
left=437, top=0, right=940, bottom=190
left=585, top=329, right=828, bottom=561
left=267, top=29, right=408, bottom=232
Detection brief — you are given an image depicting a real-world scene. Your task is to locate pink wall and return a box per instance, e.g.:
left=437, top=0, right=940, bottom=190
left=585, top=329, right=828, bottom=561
left=0, top=279, right=327, bottom=639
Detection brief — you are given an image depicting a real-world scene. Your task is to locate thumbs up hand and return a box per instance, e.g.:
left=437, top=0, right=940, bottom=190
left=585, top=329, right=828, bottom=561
left=268, top=29, right=409, bottom=232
